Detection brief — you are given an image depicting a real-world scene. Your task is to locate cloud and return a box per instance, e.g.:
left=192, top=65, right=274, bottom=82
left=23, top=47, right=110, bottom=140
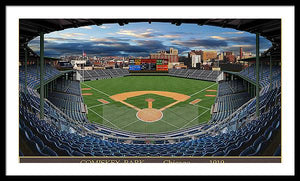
left=171, top=39, right=228, bottom=49
left=29, top=36, right=180, bottom=57
left=27, top=30, right=272, bottom=58
left=79, top=26, right=92, bottom=29
left=116, top=29, right=154, bottom=38
left=222, top=31, right=245, bottom=34
left=157, top=34, right=181, bottom=39
left=231, top=44, right=254, bottom=48
left=59, top=32, right=86, bottom=38
left=89, top=38, right=118, bottom=42
left=228, top=36, right=272, bottom=49
left=210, top=36, right=227, bottom=40
left=115, top=29, right=181, bottom=39
left=99, top=25, right=109, bottom=29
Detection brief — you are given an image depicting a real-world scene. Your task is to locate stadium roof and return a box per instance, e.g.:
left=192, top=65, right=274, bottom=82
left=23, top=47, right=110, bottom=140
left=19, top=19, right=281, bottom=61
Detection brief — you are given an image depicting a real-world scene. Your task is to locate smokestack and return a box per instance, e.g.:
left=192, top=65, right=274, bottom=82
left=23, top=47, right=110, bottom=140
left=240, top=47, right=243, bottom=60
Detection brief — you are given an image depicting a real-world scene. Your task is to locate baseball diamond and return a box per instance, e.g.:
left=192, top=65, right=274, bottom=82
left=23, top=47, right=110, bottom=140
left=81, top=76, right=217, bottom=134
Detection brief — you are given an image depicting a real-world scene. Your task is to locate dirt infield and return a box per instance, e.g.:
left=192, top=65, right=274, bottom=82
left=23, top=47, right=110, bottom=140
left=110, top=91, right=190, bottom=122
left=97, top=99, right=110, bottom=104
left=82, top=93, right=93, bottom=95
left=110, top=91, right=190, bottom=111
left=110, top=91, right=190, bottom=102
left=136, top=108, right=163, bottom=122
left=145, top=98, right=155, bottom=109
left=189, top=99, right=202, bottom=105
left=81, top=88, right=92, bottom=90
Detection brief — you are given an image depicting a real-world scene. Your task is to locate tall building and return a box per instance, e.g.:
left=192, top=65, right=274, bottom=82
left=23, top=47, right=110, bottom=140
left=243, top=52, right=253, bottom=59
left=202, top=51, right=217, bottom=61
left=240, top=47, right=243, bottom=60
left=150, top=48, right=179, bottom=63
left=188, top=50, right=202, bottom=68
left=224, top=51, right=233, bottom=56
left=189, top=50, right=217, bottom=62
left=217, top=53, right=224, bottom=60
left=226, top=55, right=236, bottom=63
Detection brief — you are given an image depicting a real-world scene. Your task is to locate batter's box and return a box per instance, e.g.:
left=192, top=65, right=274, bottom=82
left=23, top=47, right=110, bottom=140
left=97, top=99, right=110, bottom=104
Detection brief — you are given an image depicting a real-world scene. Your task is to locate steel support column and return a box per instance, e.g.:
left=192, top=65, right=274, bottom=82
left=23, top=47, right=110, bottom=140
left=40, top=32, right=45, bottom=119
left=247, top=82, right=250, bottom=95
left=270, top=54, right=272, bottom=89
left=36, top=58, right=39, bottom=76
left=256, top=33, right=260, bottom=117
left=24, top=47, right=28, bottom=94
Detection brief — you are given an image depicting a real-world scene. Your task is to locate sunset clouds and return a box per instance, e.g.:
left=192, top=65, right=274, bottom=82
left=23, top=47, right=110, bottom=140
left=28, top=22, right=272, bottom=57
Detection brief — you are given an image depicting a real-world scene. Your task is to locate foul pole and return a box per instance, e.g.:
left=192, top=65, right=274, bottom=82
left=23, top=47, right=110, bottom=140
left=40, top=32, right=45, bottom=119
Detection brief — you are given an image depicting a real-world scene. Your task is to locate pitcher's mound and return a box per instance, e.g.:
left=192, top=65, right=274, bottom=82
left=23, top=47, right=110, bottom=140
left=136, top=108, right=163, bottom=122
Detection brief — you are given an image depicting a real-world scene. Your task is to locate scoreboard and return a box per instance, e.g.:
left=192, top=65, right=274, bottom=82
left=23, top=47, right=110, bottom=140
left=129, top=59, right=168, bottom=72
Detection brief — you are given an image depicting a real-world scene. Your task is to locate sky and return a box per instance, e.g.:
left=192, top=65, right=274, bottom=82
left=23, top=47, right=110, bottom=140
left=28, top=22, right=272, bottom=58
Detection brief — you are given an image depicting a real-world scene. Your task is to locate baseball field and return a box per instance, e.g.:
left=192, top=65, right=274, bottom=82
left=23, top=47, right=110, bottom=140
left=80, top=76, right=218, bottom=134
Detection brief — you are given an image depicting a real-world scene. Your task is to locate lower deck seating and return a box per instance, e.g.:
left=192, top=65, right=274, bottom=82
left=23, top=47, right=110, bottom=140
left=78, top=68, right=129, bottom=81
left=169, top=69, right=221, bottom=82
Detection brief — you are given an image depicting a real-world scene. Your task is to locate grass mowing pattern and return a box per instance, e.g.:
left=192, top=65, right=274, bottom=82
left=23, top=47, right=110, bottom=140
left=81, top=76, right=217, bottom=134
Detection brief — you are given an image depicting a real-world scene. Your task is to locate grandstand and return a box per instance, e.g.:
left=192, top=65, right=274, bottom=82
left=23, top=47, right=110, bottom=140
left=18, top=19, right=281, bottom=159
left=77, top=68, right=129, bottom=81
left=169, top=69, right=222, bottom=82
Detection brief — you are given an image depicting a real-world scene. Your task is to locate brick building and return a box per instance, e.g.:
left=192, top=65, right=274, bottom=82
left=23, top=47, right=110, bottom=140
left=150, top=48, right=179, bottom=63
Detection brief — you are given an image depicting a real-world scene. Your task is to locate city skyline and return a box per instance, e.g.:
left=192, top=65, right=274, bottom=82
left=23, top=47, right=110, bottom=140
left=28, top=22, right=272, bottom=58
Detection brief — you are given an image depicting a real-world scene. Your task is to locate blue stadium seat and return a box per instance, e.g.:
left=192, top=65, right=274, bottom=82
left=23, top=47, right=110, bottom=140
left=272, top=119, right=280, bottom=130
left=23, top=126, right=34, bottom=140
left=239, top=146, right=256, bottom=156
left=252, top=136, right=265, bottom=150
left=71, top=150, right=85, bottom=156
left=192, top=151, right=204, bottom=156
left=93, top=151, right=104, bottom=156
left=212, top=151, right=226, bottom=156
left=263, top=126, right=274, bottom=140
left=273, top=144, right=281, bottom=156
left=39, top=146, right=58, bottom=156
left=19, top=149, right=24, bottom=156
left=31, top=135, right=45, bottom=150
left=224, top=144, right=238, bottom=155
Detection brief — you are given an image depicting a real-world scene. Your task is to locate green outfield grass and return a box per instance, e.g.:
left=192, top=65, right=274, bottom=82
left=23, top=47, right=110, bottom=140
left=80, top=76, right=218, bottom=134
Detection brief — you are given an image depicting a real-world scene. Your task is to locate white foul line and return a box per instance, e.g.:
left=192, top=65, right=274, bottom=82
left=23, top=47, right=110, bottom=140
left=180, top=109, right=210, bottom=128
left=160, top=119, right=180, bottom=129
left=89, top=108, right=121, bottom=129
left=189, top=82, right=218, bottom=97
left=121, top=119, right=141, bottom=129
left=81, top=82, right=111, bottom=97
left=192, top=104, right=211, bottom=111
left=87, top=103, right=106, bottom=109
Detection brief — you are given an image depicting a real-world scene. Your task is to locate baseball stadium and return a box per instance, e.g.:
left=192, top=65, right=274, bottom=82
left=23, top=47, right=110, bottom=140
left=19, top=19, right=281, bottom=158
